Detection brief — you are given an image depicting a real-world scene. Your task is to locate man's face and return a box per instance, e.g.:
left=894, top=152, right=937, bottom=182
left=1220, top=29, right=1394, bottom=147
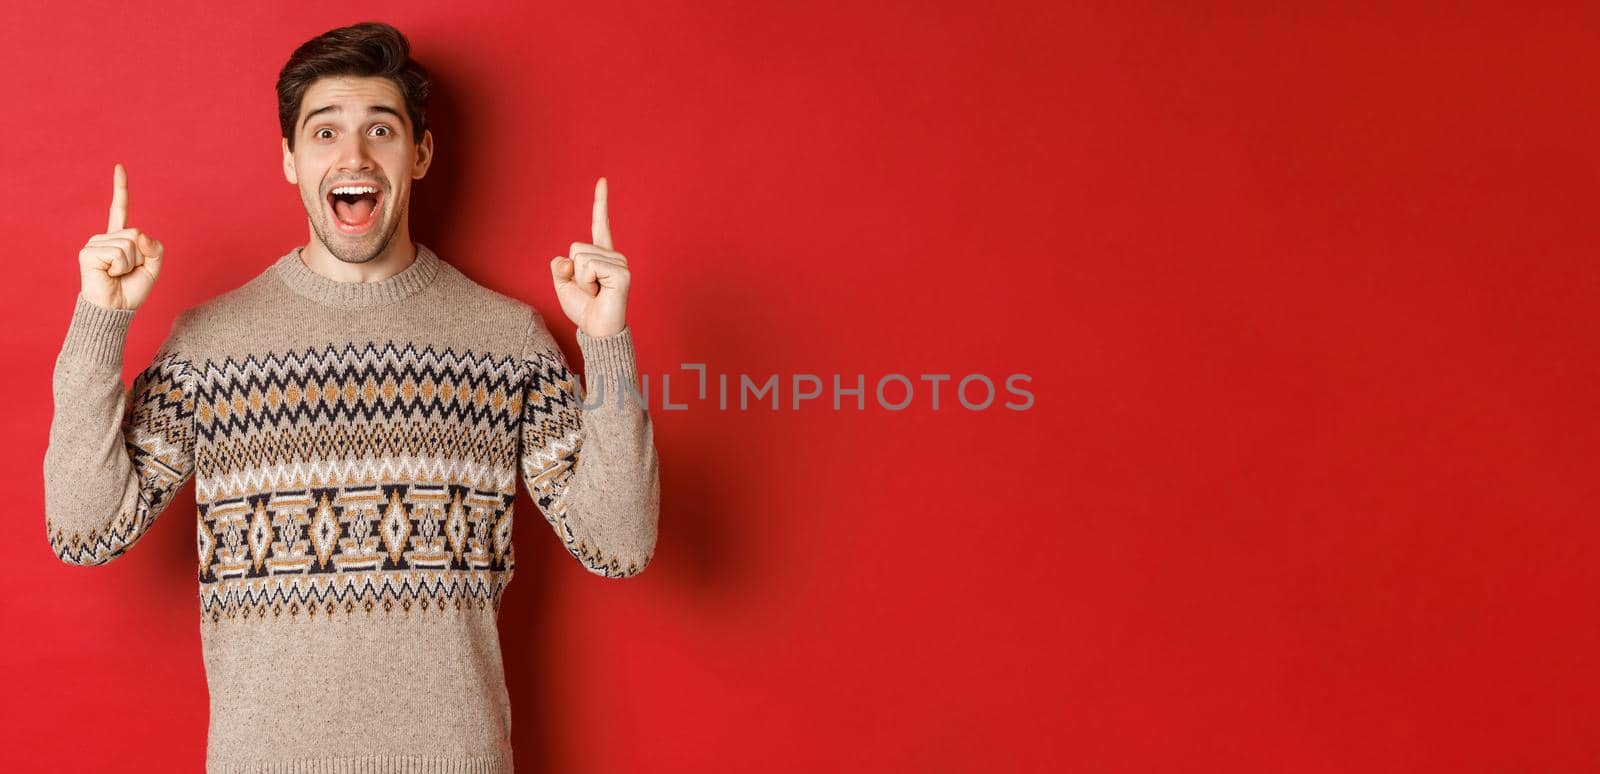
left=282, top=75, right=433, bottom=263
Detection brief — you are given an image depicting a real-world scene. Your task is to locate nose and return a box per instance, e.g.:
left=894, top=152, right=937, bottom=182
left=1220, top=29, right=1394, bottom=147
left=335, top=134, right=376, bottom=174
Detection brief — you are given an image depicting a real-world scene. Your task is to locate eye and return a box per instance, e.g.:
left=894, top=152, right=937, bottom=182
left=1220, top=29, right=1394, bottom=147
left=314, top=128, right=334, bottom=140
left=371, top=125, right=393, bottom=137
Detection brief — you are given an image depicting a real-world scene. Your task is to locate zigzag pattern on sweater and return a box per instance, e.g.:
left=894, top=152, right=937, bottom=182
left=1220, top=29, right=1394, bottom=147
left=199, top=563, right=515, bottom=623
left=187, top=337, right=625, bottom=622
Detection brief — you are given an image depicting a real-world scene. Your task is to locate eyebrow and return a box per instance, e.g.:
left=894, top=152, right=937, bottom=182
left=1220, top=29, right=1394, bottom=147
left=301, top=104, right=406, bottom=131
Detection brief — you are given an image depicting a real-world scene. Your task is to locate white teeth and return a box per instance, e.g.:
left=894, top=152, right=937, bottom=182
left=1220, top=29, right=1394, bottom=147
left=330, top=185, right=378, bottom=195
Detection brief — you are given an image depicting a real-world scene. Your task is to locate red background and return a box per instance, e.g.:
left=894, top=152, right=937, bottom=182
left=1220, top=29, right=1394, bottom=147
left=3, top=1, right=1597, bottom=771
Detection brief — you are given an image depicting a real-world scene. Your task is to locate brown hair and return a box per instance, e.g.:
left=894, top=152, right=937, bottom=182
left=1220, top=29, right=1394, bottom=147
left=277, top=21, right=431, bottom=151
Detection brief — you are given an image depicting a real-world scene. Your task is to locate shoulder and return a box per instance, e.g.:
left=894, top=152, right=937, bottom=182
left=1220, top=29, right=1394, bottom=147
left=434, top=262, right=561, bottom=358
left=176, top=254, right=288, bottom=327
left=160, top=260, right=284, bottom=357
left=439, top=261, right=536, bottom=320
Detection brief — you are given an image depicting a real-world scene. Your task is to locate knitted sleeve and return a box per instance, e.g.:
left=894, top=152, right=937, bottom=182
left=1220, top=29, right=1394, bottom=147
left=517, top=309, right=660, bottom=578
left=43, top=293, right=199, bottom=567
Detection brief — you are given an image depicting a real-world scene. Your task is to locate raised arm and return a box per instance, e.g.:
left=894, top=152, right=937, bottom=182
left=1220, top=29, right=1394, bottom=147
left=524, top=175, right=660, bottom=577
left=43, top=162, right=194, bottom=567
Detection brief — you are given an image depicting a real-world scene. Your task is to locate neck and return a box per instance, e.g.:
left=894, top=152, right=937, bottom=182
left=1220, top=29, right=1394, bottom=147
left=299, top=224, right=418, bottom=283
left=275, top=241, right=445, bottom=309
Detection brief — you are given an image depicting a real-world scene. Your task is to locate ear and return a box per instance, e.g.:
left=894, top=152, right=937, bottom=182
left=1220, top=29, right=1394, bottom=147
left=281, top=137, right=298, bottom=185
left=412, top=129, right=434, bottom=180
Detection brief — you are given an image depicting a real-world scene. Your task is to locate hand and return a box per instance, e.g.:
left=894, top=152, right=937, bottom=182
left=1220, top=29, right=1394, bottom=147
left=78, top=163, right=166, bottom=311
left=550, top=177, right=630, bottom=338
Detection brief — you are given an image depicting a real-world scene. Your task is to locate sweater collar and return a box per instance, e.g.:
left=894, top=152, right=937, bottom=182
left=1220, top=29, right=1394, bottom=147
left=274, top=243, right=445, bottom=309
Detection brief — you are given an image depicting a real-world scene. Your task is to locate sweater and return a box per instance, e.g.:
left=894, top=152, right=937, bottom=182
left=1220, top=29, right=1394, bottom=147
left=42, top=243, right=660, bottom=773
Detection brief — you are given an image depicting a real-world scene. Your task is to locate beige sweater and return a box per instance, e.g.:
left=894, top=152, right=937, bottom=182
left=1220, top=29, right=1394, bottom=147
left=42, top=243, right=660, bottom=773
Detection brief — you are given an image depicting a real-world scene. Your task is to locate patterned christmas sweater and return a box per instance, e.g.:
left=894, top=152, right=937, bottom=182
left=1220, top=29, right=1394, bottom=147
left=42, top=243, right=660, bottom=773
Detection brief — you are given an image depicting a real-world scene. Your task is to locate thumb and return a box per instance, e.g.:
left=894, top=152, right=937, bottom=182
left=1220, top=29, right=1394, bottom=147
left=140, top=234, right=164, bottom=274
left=550, top=255, right=573, bottom=285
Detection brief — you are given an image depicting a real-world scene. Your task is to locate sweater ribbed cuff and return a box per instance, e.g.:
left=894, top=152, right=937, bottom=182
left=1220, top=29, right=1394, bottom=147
left=60, top=293, right=135, bottom=367
left=575, top=325, right=639, bottom=387
left=210, top=750, right=512, bottom=773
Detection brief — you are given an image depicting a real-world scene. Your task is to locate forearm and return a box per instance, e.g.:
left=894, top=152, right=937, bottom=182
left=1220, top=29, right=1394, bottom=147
left=564, top=326, right=661, bottom=574
left=522, top=320, right=660, bottom=578
left=43, top=294, right=194, bottom=566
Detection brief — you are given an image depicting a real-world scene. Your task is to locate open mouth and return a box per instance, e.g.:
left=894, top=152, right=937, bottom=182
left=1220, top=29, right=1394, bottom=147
left=326, top=184, right=383, bottom=235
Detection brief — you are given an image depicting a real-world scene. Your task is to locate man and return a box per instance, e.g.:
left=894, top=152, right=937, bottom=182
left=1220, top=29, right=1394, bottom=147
left=42, top=21, right=659, bottom=773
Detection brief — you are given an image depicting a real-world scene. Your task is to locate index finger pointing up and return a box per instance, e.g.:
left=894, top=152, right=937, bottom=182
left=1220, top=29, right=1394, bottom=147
left=591, top=176, right=612, bottom=250
left=108, top=163, right=128, bottom=232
